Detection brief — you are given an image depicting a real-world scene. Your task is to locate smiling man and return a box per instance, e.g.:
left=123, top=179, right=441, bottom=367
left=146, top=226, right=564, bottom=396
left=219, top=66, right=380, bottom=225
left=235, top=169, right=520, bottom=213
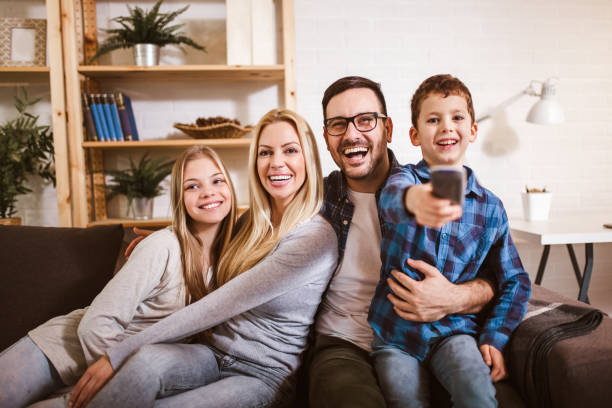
left=307, top=76, right=496, bottom=408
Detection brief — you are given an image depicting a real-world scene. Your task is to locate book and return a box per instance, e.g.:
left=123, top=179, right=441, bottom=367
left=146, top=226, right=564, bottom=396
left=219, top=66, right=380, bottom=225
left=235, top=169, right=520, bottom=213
left=121, top=92, right=139, bottom=141
left=108, top=94, right=124, bottom=141
left=81, top=93, right=99, bottom=141
left=100, top=94, right=117, bottom=141
left=90, top=94, right=109, bottom=142
left=114, top=92, right=134, bottom=141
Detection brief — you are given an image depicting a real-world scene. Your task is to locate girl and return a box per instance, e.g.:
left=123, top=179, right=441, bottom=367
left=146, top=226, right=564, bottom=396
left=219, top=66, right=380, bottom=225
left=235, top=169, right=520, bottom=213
left=69, top=109, right=338, bottom=408
left=0, top=146, right=237, bottom=407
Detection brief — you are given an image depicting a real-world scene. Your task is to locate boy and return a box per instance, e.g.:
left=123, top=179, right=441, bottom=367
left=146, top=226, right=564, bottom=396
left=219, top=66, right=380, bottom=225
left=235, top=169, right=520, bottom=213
left=367, top=74, right=531, bottom=408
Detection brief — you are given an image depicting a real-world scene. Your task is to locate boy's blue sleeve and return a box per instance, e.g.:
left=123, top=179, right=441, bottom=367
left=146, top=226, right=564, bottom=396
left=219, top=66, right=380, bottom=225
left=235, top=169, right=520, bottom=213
left=478, top=207, right=531, bottom=351
left=380, top=166, right=419, bottom=224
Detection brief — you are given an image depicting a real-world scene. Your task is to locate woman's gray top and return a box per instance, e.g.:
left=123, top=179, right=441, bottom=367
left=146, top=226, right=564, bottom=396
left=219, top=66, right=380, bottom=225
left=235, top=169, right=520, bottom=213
left=106, top=215, right=338, bottom=376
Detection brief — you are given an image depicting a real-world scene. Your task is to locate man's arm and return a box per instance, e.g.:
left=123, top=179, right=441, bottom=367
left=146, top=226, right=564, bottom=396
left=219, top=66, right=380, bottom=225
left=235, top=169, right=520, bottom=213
left=386, top=259, right=495, bottom=322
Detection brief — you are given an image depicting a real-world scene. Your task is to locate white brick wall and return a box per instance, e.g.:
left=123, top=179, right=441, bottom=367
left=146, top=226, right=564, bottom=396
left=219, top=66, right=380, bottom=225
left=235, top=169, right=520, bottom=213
left=294, top=0, right=612, bottom=310
left=3, top=0, right=611, bottom=309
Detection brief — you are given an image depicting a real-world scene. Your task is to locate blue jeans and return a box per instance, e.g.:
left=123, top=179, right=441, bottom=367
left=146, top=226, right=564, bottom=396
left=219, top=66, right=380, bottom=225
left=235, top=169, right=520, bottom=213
left=88, top=343, right=289, bottom=408
left=0, top=336, right=65, bottom=407
left=372, top=334, right=497, bottom=408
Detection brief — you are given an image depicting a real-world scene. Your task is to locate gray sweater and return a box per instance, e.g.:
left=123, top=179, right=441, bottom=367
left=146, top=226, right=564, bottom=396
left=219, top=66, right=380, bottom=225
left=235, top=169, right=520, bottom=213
left=29, top=228, right=187, bottom=385
left=107, top=215, right=337, bottom=376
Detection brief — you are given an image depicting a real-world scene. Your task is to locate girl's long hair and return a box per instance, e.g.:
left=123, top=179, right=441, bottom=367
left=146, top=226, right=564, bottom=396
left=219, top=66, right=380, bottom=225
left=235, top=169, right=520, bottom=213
left=170, top=146, right=237, bottom=304
left=215, top=109, right=323, bottom=287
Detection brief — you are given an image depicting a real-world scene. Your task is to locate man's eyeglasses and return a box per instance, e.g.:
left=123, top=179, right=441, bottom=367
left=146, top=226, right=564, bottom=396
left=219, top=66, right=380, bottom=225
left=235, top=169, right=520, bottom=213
left=324, top=112, right=387, bottom=136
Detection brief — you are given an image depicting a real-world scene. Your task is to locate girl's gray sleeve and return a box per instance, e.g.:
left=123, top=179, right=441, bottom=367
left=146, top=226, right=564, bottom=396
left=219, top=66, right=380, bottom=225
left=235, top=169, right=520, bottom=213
left=106, top=218, right=337, bottom=369
left=78, top=231, right=177, bottom=364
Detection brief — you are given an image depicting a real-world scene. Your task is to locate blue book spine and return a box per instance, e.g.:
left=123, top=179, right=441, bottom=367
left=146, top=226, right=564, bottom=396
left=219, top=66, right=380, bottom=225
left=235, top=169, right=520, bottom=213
left=101, top=94, right=117, bottom=141
left=86, top=94, right=104, bottom=141
left=91, top=95, right=109, bottom=141
left=123, top=94, right=139, bottom=141
left=109, top=94, right=124, bottom=141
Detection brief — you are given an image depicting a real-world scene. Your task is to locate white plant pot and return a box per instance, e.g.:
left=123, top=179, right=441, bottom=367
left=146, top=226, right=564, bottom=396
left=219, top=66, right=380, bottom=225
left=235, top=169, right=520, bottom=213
left=130, top=197, right=154, bottom=220
left=133, top=44, right=160, bottom=66
left=521, top=192, right=552, bottom=221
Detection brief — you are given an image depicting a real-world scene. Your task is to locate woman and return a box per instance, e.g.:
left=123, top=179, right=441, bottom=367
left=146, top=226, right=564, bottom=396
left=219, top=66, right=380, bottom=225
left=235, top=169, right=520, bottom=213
left=0, top=146, right=237, bottom=407
left=69, top=109, right=338, bottom=408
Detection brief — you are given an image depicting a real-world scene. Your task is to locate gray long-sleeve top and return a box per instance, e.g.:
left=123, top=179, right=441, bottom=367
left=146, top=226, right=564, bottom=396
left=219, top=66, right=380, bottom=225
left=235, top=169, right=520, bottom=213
left=28, top=228, right=187, bottom=385
left=106, top=215, right=338, bottom=377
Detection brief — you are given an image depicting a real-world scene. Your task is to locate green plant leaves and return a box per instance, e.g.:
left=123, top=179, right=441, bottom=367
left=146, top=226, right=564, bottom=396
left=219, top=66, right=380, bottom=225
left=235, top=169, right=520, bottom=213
left=0, top=88, right=55, bottom=218
left=89, top=0, right=206, bottom=62
left=104, top=153, right=174, bottom=203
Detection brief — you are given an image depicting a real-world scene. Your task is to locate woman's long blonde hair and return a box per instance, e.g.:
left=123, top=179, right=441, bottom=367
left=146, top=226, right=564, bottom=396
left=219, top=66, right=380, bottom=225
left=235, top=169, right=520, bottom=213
left=170, top=146, right=237, bottom=304
left=215, top=109, right=323, bottom=287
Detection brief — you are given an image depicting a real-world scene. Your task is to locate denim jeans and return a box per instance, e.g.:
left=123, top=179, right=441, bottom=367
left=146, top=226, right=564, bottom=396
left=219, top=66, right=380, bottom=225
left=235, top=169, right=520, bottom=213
left=372, top=334, right=497, bottom=408
left=0, top=336, right=65, bottom=407
left=88, top=343, right=288, bottom=408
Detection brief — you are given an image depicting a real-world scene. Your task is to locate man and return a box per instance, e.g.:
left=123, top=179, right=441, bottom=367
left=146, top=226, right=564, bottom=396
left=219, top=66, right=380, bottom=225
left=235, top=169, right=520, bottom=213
left=308, top=76, right=495, bottom=407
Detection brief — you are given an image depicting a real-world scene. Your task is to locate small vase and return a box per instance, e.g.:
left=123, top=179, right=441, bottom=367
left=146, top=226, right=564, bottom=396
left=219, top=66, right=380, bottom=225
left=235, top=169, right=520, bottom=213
left=130, top=197, right=154, bottom=220
left=521, top=192, right=552, bottom=221
left=133, top=44, right=160, bottom=66
left=0, top=217, right=22, bottom=226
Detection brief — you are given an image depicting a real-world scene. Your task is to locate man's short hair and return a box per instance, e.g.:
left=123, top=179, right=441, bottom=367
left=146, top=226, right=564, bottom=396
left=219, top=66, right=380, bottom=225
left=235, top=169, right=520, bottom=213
left=322, top=76, right=388, bottom=119
left=410, top=74, right=475, bottom=128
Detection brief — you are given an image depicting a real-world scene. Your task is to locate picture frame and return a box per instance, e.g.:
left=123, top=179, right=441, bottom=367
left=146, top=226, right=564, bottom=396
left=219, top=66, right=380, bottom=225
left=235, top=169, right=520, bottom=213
left=0, top=18, right=47, bottom=67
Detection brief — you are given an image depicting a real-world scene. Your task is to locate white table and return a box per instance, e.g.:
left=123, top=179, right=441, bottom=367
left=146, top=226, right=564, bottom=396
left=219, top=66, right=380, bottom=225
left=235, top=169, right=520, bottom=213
left=509, top=214, right=612, bottom=303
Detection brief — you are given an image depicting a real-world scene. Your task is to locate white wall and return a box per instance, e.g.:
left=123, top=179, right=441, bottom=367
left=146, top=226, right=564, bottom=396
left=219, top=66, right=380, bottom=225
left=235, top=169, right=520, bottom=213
left=3, top=0, right=611, bottom=308
left=294, top=0, right=612, bottom=307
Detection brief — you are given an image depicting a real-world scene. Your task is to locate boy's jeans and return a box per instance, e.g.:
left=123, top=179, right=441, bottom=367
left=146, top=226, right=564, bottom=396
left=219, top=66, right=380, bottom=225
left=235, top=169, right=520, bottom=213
left=0, top=336, right=65, bottom=407
left=88, top=343, right=289, bottom=408
left=371, top=334, right=497, bottom=408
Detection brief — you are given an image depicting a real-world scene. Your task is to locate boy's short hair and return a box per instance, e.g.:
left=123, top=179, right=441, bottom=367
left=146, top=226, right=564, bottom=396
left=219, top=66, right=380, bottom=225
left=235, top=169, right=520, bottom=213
left=410, top=74, right=475, bottom=128
left=322, top=76, right=387, bottom=119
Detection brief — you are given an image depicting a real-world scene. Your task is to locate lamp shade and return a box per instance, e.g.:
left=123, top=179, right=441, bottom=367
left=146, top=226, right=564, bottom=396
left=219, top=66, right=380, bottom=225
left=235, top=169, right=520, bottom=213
left=526, top=79, right=564, bottom=124
left=526, top=98, right=564, bottom=124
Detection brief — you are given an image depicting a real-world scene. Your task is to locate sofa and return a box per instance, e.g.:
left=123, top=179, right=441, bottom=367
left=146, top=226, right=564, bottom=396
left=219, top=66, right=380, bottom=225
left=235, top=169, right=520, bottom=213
left=1, top=224, right=611, bottom=408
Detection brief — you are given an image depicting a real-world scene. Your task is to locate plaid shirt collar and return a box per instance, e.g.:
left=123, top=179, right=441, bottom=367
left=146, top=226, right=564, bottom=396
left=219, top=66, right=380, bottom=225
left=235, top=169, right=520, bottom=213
left=413, top=159, right=485, bottom=198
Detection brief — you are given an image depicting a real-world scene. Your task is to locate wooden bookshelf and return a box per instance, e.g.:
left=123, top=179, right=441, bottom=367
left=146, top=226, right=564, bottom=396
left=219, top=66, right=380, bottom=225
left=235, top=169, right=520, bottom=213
left=0, top=67, right=50, bottom=83
left=77, top=65, right=285, bottom=81
left=87, top=205, right=248, bottom=227
left=82, top=138, right=253, bottom=149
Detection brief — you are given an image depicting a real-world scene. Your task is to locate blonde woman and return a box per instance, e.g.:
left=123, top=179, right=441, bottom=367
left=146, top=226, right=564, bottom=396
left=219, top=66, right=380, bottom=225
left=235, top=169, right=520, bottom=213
left=69, top=109, right=338, bottom=408
left=0, top=146, right=236, bottom=408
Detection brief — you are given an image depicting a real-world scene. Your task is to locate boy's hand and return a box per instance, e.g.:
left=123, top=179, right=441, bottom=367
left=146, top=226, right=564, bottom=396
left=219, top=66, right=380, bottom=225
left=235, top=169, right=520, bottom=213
left=404, top=183, right=462, bottom=228
left=479, top=344, right=507, bottom=382
left=124, top=227, right=154, bottom=258
left=69, top=354, right=114, bottom=408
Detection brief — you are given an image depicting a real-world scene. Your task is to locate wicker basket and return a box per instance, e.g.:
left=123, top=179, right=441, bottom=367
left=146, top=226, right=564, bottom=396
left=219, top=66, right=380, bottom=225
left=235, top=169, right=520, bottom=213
left=174, top=122, right=253, bottom=139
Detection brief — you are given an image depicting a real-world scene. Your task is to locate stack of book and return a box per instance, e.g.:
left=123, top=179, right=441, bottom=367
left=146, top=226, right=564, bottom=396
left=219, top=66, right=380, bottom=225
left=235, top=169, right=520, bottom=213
left=82, top=92, right=140, bottom=142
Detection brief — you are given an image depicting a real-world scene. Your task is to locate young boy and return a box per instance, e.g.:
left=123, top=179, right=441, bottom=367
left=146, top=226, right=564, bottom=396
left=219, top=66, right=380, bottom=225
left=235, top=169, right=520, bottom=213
left=367, top=74, right=531, bottom=408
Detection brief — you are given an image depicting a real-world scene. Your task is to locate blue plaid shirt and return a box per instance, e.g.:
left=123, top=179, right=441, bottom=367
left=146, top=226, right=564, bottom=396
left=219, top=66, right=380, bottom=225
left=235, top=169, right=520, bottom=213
left=368, top=160, right=531, bottom=360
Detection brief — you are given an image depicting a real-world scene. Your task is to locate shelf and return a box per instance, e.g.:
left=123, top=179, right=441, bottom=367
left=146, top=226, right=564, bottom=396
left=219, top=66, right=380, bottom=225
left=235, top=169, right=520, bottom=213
left=82, top=138, right=253, bottom=149
left=77, top=64, right=285, bottom=81
left=88, top=206, right=249, bottom=228
left=0, top=67, right=50, bottom=84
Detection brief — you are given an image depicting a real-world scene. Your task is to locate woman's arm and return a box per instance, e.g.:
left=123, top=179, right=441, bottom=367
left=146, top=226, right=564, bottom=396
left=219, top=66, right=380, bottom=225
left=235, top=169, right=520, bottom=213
left=77, top=230, right=178, bottom=364
left=106, top=217, right=338, bottom=369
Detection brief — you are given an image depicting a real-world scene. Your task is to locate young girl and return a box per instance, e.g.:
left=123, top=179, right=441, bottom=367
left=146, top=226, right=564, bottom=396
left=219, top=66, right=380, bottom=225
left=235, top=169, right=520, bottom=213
left=68, top=109, right=338, bottom=408
left=0, top=146, right=237, bottom=407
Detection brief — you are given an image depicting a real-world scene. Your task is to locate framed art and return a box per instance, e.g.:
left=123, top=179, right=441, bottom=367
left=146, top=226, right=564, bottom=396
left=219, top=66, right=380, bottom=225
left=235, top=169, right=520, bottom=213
left=0, top=18, right=47, bottom=67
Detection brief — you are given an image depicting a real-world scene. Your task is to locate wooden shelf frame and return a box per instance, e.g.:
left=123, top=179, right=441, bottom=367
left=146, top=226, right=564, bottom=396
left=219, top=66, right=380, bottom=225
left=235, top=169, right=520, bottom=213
left=82, top=139, right=253, bottom=149
left=60, top=0, right=296, bottom=227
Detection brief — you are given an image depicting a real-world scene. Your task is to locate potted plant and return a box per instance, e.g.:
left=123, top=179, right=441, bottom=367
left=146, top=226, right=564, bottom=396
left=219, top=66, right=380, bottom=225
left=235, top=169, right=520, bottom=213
left=89, top=0, right=206, bottom=66
left=0, top=89, right=55, bottom=225
left=521, top=186, right=552, bottom=221
left=104, top=154, right=174, bottom=219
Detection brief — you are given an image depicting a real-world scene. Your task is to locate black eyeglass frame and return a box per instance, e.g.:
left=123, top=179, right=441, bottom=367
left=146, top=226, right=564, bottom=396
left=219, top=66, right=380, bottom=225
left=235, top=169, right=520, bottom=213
left=324, top=112, right=388, bottom=136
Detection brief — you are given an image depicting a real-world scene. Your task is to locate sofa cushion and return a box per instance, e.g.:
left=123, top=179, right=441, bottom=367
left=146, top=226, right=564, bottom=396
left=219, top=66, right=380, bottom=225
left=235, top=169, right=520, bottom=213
left=0, top=224, right=124, bottom=351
